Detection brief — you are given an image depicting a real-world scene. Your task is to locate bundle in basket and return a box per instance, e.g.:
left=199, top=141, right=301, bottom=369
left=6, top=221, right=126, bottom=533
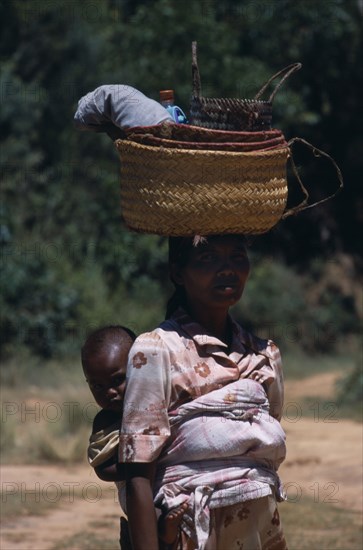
left=115, top=137, right=290, bottom=236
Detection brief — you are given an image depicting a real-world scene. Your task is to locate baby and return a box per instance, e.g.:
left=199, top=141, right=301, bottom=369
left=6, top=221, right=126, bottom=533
left=81, top=326, right=185, bottom=549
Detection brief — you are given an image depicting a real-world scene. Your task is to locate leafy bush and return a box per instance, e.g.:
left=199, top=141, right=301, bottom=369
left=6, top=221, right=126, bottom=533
left=1, top=232, right=170, bottom=358
left=1, top=0, right=361, bottom=360
left=233, top=256, right=305, bottom=339
left=233, top=254, right=360, bottom=353
left=1, top=239, right=79, bottom=358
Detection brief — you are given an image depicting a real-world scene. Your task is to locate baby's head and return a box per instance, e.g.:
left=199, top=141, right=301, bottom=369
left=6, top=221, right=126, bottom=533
left=81, top=326, right=136, bottom=412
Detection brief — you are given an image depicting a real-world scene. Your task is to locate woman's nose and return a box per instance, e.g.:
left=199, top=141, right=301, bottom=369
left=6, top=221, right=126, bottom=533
left=217, top=259, right=235, bottom=275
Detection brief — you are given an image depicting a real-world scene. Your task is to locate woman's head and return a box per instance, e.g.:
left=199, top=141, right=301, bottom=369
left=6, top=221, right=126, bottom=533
left=167, top=235, right=250, bottom=319
left=81, top=326, right=136, bottom=412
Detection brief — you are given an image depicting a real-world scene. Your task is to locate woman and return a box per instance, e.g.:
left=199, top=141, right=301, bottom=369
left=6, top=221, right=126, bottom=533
left=119, top=235, right=287, bottom=550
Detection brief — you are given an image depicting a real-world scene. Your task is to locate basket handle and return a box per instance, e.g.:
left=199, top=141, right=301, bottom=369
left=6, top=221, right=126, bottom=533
left=282, top=137, right=344, bottom=219
left=192, top=44, right=301, bottom=103
left=254, top=63, right=302, bottom=102
left=192, top=41, right=202, bottom=98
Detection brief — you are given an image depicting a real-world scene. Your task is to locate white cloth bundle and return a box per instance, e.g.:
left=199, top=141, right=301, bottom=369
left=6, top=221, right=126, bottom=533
left=74, top=85, right=173, bottom=139
left=154, top=378, right=286, bottom=549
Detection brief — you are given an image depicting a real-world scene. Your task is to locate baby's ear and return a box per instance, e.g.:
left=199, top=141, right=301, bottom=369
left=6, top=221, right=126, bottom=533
left=170, top=263, right=184, bottom=286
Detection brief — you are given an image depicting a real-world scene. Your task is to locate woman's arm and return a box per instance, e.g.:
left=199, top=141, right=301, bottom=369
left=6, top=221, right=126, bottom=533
left=119, top=333, right=172, bottom=548
left=126, top=462, right=159, bottom=550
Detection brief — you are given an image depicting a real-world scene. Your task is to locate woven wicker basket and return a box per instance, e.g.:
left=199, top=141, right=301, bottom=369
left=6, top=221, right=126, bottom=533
left=115, top=139, right=290, bottom=236
left=190, top=42, right=301, bottom=131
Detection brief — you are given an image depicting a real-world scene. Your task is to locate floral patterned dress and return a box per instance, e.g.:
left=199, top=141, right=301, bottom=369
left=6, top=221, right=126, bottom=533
left=119, top=309, right=288, bottom=550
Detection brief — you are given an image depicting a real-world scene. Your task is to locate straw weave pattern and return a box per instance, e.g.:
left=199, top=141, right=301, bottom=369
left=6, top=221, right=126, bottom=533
left=116, top=140, right=290, bottom=236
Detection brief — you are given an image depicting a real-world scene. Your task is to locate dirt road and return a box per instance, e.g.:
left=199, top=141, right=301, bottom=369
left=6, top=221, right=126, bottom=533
left=1, top=372, right=362, bottom=549
left=280, top=372, right=362, bottom=514
left=0, top=463, right=122, bottom=549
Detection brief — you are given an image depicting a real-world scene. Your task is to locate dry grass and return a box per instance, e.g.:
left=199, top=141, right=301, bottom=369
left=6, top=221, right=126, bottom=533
left=1, top=383, right=95, bottom=464
left=48, top=497, right=363, bottom=550
left=52, top=532, right=119, bottom=549
left=281, top=497, right=362, bottom=549
left=0, top=485, right=63, bottom=521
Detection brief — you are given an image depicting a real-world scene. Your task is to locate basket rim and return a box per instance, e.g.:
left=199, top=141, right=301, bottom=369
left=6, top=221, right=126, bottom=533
left=116, top=138, right=290, bottom=158
left=124, top=123, right=281, bottom=137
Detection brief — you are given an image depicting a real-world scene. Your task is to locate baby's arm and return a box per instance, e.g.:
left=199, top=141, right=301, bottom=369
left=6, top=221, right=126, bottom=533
left=95, top=455, right=126, bottom=482
left=90, top=410, right=126, bottom=482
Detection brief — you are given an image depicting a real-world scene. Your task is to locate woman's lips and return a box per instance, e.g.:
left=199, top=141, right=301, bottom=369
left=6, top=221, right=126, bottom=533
left=214, top=280, right=238, bottom=289
left=214, top=283, right=238, bottom=294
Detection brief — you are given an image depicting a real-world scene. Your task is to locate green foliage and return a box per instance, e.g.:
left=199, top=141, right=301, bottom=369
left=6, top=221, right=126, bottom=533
left=1, top=240, right=79, bottom=357
left=1, top=244, right=168, bottom=357
left=233, top=254, right=360, bottom=353
left=1, top=0, right=361, bottom=358
left=0, top=406, right=16, bottom=453
left=234, top=256, right=305, bottom=331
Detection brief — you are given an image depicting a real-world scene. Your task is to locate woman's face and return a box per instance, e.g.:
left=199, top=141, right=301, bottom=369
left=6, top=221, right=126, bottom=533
left=172, top=235, right=250, bottom=313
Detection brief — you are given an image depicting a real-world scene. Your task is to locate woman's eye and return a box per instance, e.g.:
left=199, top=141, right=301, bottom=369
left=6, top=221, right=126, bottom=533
left=198, top=252, right=215, bottom=262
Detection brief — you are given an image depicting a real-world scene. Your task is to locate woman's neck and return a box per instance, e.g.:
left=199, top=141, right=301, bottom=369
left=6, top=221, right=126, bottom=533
left=186, top=303, right=231, bottom=345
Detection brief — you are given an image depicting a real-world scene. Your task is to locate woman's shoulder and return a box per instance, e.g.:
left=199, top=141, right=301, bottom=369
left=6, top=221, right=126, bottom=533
left=130, top=318, right=187, bottom=352
left=233, top=320, right=281, bottom=359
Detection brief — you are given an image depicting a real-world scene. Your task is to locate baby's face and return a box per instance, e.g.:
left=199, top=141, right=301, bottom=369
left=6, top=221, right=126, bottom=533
left=84, top=344, right=129, bottom=412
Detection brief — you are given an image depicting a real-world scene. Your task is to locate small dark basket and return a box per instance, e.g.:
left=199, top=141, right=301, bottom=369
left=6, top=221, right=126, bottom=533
left=189, top=42, right=301, bottom=131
